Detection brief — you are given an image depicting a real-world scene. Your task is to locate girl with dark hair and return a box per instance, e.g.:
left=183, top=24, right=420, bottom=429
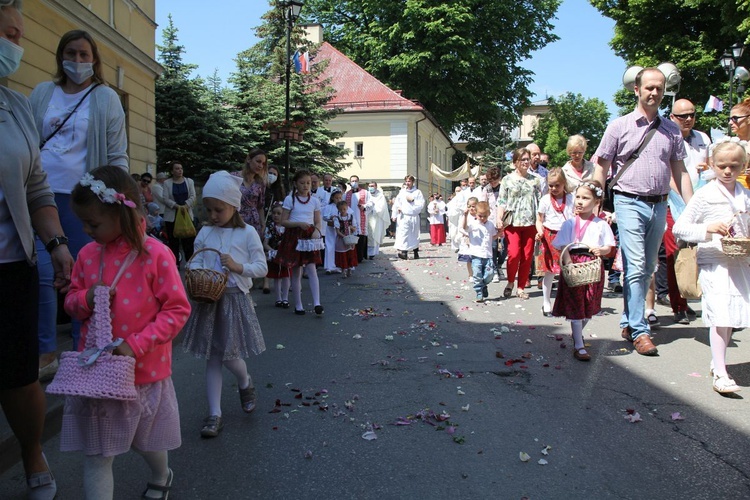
left=65, top=166, right=190, bottom=498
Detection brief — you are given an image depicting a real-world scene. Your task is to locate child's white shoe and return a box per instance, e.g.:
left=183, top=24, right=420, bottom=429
left=713, top=374, right=741, bottom=394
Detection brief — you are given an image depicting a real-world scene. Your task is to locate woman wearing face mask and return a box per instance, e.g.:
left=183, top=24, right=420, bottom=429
left=29, top=29, right=127, bottom=375
left=1, top=2, right=75, bottom=497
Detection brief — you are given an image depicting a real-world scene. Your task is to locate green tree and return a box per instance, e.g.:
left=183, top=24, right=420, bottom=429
left=590, top=0, right=750, bottom=131
left=304, top=0, right=561, bottom=142
left=531, top=93, right=610, bottom=167
left=229, top=5, right=348, bottom=181
left=156, top=15, right=237, bottom=179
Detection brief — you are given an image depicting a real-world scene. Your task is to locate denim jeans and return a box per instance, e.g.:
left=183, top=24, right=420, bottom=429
left=471, top=257, right=495, bottom=296
left=614, top=194, right=667, bottom=338
left=37, top=193, right=90, bottom=353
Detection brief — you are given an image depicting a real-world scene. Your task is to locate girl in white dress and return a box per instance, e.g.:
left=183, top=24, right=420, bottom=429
left=673, top=140, right=750, bottom=394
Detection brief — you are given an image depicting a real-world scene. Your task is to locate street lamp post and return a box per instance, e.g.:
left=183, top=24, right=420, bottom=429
left=280, top=0, right=304, bottom=190
left=720, top=42, right=748, bottom=134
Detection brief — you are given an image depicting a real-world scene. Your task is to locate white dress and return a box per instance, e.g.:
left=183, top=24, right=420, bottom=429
left=367, top=190, right=391, bottom=256
left=673, top=181, right=750, bottom=327
left=393, top=187, right=425, bottom=251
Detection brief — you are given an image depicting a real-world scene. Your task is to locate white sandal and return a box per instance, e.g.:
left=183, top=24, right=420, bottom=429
left=713, top=374, right=741, bottom=394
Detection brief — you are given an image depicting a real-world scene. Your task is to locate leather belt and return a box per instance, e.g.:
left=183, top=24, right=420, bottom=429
left=614, top=190, right=668, bottom=204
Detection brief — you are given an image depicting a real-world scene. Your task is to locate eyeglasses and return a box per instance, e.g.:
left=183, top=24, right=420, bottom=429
left=519, top=158, right=530, bottom=163
left=729, top=114, right=750, bottom=124
left=569, top=151, right=584, bottom=156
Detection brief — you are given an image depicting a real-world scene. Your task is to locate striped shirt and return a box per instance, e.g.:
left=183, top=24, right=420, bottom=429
left=595, top=110, right=686, bottom=196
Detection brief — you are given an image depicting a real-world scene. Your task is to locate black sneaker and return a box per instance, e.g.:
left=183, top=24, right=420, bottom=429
left=200, top=415, right=224, bottom=438
left=656, top=295, right=671, bottom=307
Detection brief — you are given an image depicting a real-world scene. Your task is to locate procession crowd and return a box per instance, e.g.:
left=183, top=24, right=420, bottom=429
left=2, top=0, right=750, bottom=497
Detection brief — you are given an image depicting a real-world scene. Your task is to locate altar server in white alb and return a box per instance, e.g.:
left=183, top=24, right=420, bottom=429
left=392, top=175, right=425, bottom=260
left=366, top=182, right=390, bottom=258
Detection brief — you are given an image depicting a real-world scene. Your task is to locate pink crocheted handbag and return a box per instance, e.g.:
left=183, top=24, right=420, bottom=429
left=47, top=251, right=138, bottom=401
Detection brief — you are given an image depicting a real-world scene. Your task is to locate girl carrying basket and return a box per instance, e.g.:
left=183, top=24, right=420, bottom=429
left=274, top=170, right=324, bottom=316
left=182, top=171, right=268, bottom=437
left=62, top=166, right=190, bottom=499
left=551, top=181, right=615, bottom=361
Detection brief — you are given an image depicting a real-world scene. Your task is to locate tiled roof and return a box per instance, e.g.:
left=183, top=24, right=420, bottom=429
left=315, top=42, right=424, bottom=113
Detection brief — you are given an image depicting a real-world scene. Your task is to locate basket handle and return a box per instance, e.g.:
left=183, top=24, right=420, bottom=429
left=727, top=211, right=748, bottom=235
left=187, top=248, right=230, bottom=276
left=559, top=242, right=596, bottom=267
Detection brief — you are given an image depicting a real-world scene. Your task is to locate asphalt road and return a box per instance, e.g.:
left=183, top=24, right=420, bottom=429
left=2, top=234, right=750, bottom=499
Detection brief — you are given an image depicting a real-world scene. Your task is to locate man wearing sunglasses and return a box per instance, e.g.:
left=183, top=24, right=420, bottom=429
left=670, top=99, right=711, bottom=188
left=593, top=67, right=693, bottom=356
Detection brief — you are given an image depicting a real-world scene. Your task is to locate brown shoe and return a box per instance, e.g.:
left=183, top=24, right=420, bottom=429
left=633, top=334, right=658, bottom=356
left=621, top=327, right=632, bottom=342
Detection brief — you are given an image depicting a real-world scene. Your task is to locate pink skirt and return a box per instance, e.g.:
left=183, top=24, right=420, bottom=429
left=551, top=253, right=604, bottom=320
left=60, top=377, right=181, bottom=456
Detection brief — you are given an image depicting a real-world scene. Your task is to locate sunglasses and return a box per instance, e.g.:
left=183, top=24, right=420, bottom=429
left=729, top=114, right=750, bottom=124
left=672, top=112, right=695, bottom=120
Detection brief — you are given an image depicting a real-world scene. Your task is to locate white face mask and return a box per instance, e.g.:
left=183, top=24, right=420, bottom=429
left=268, top=173, right=278, bottom=184
left=62, top=60, right=94, bottom=85
left=0, top=37, right=24, bottom=78
left=350, top=181, right=358, bottom=189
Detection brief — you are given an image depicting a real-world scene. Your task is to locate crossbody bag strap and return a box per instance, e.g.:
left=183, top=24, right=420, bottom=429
left=39, top=83, right=100, bottom=149
left=610, top=115, right=661, bottom=188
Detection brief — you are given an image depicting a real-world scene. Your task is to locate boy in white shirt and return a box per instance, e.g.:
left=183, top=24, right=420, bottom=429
left=462, top=201, right=501, bottom=302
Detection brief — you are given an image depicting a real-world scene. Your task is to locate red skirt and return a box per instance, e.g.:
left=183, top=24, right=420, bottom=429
left=551, top=253, right=604, bottom=320
left=537, top=227, right=561, bottom=274
left=335, top=248, right=358, bottom=269
left=266, top=259, right=291, bottom=279
left=430, top=224, right=446, bottom=245
left=274, top=226, right=323, bottom=268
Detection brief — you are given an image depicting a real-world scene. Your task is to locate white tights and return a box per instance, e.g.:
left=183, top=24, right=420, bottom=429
left=275, top=276, right=290, bottom=302
left=541, top=272, right=555, bottom=312
left=571, top=319, right=590, bottom=350
left=709, top=326, right=733, bottom=377
left=206, top=356, right=251, bottom=416
left=83, top=449, right=169, bottom=500
left=291, top=263, right=320, bottom=311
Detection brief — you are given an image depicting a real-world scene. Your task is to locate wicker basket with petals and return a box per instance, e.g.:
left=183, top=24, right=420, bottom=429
left=721, top=211, right=750, bottom=257
left=559, top=243, right=602, bottom=288
left=185, top=248, right=229, bottom=303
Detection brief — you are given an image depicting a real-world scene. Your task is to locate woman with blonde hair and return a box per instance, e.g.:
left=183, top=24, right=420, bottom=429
left=729, top=98, right=750, bottom=188
left=561, top=134, right=595, bottom=193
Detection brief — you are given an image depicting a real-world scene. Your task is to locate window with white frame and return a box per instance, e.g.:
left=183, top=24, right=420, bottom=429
left=354, top=142, right=364, bottom=158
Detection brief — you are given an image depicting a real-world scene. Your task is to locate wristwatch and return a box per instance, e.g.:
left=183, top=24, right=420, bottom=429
left=45, top=235, right=69, bottom=253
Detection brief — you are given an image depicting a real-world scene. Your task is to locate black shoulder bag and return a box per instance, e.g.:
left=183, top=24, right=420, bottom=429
left=39, top=83, right=100, bottom=149
left=604, top=116, right=661, bottom=211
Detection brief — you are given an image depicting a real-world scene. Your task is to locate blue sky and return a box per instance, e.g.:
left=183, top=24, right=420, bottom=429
left=156, top=0, right=624, bottom=118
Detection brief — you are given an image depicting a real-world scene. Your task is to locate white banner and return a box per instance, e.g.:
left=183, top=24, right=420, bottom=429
left=430, top=161, right=480, bottom=181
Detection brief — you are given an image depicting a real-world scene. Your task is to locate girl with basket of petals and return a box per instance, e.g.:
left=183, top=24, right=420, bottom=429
left=551, top=181, right=615, bottom=361
left=58, top=166, right=190, bottom=499
left=673, top=140, right=750, bottom=394
left=181, top=171, right=268, bottom=437
left=274, top=169, right=325, bottom=315
left=333, top=199, right=360, bottom=277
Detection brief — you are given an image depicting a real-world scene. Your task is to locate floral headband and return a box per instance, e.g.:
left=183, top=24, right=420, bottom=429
left=579, top=182, right=604, bottom=198
left=708, top=136, right=749, bottom=157
left=79, top=173, right=136, bottom=208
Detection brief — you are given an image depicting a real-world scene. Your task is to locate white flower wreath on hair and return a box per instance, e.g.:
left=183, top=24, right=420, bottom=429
left=579, top=182, right=604, bottom=198
left=79, top=173, right=136, bottom=208
left=708, top=136, right=749, bottom=157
